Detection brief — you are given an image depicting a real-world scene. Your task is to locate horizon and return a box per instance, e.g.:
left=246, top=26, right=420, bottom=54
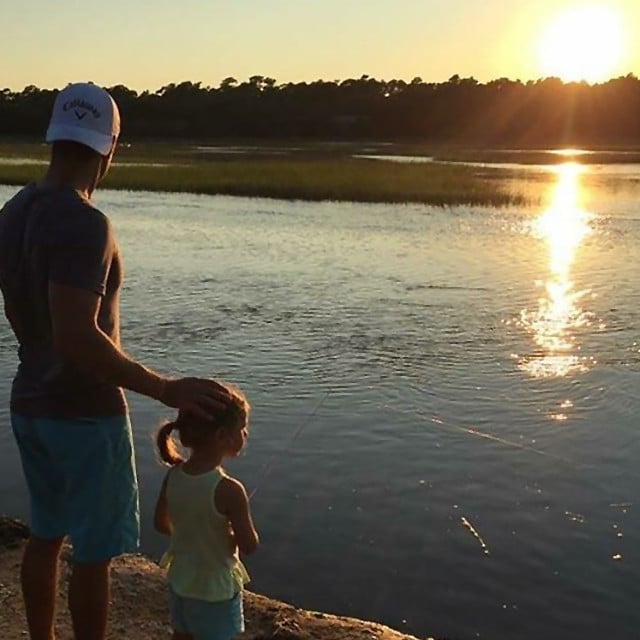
left=3, top=0, right=639, bottom=92
left=4, top=71, right=640, bottom=95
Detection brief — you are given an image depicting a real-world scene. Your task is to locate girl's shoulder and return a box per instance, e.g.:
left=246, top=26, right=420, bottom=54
left=214, top=473, right=249, bottom=514
left=216, top=472, right=247, bottom=496
left=165, top=462, right=184, bottom=480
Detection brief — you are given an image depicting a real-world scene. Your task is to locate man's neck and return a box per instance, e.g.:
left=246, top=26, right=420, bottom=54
left=41, top=164, right=96, bottom=199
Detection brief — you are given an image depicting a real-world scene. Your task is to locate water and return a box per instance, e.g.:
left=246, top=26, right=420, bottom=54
left=1, top=164, right=639, bottom=640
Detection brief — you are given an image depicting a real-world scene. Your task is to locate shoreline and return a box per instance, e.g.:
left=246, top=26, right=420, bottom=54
left=7, top=137, right=636, bottom=207
left=0, top=517, right=433, bottom=640
left=0, top=141, right=535, bottom=207
left=0, top=162, right=529, bottom=208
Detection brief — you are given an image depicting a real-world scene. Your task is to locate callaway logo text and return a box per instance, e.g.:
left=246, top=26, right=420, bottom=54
left=63, top=99, right=101, bottom=119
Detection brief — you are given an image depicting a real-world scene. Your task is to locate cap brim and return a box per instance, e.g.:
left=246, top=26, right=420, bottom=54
left=45, top=123, right=114, bottom=156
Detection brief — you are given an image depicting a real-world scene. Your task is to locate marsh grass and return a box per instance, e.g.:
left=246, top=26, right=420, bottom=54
left=0, top=141, right=533, bottom=206
left=109, top=159, right=530, bottom=205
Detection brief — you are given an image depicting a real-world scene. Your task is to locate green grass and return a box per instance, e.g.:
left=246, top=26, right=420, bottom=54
left=0, top=141, right=532, bottom=206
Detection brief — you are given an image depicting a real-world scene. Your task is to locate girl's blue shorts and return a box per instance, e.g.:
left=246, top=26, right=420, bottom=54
left=169, top=587, right=245, bottom=640
left=11, top=413, right=139, bottom=563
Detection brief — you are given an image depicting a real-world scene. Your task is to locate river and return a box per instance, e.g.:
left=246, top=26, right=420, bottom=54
left=1, top=160, right=639, bottom=639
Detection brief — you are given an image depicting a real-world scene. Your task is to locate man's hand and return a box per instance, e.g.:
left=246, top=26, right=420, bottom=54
left=160, top=377, right=233, bottom=420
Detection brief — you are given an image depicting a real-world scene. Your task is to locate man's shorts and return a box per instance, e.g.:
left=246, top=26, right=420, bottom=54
left=169, top=587, right=244, bottom=640
left=11, top=413, right=139, bottom=563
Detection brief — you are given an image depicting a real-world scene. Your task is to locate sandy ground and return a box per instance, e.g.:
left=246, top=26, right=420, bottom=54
left=0, top=517, right=432, bottom=640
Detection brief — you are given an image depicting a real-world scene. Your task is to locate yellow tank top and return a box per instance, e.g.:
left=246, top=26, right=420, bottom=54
left=162, top=465, right=250, bottom=602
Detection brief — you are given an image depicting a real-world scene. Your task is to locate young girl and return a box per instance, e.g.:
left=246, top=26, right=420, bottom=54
left=154, top=384, right=259, bottom=640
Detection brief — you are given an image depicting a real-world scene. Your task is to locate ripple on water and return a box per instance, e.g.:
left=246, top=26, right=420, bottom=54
left=1, top=178, right=640, bottom=639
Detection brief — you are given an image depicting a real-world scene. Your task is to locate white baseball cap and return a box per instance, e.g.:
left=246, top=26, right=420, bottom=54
left=46, top=82, right=120, bottom=156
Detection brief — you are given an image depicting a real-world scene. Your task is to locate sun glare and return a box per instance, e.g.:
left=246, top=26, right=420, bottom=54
left=517, top=163, right=595, bottom=379
left=538, top=5, right=625, bottom=83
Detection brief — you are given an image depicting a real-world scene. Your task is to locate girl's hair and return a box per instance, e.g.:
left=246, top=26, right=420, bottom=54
left=155, top=383, right=250, bottom=467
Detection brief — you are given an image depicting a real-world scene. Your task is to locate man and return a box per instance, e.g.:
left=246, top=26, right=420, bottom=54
left=0, top=83, right=231, bottom=640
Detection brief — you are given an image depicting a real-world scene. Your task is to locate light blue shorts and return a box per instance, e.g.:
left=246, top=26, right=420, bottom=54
left=169, top=587, right=244, bottom=640
left=11, top=413, right=139, bottom=563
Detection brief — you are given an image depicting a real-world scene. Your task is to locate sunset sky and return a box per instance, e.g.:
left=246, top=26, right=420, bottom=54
left=3, top=0, right=639, bottom=91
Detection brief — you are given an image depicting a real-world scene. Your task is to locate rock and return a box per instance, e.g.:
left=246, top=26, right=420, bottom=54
left=0, top=518, right=29, bottom=549
left=0, top=517, right=434, bottom=640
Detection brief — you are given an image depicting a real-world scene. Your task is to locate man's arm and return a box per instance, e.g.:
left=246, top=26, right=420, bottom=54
left=49, top=283, right=230, bottom=417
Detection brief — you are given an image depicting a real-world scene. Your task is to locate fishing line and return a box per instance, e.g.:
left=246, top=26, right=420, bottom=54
left=374, top=400, right=608, bottom=556
left=249, top=388, right=330, bottom=500
left=377, top=400, right=582, bottom=467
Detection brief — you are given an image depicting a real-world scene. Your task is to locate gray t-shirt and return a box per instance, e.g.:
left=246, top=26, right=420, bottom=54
left=0, top=182, right=126, bottom=418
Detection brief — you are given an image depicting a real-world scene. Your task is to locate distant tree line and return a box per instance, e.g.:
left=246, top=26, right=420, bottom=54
left=2, top=74, right=640, bottom=145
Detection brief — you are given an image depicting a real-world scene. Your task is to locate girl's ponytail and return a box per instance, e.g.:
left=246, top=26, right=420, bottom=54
left=156, top=420, right=184, bottom=466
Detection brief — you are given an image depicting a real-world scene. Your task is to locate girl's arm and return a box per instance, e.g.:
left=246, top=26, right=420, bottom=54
left=154, top=472, right=173, bottom=536
left=216, top=477, right=259, bottom=555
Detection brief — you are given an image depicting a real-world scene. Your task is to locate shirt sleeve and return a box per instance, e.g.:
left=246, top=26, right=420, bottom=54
left=48, top=209, right=114, bottom=296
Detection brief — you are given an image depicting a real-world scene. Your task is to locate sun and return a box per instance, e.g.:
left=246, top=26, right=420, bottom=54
left=538, top=5, right=625, bottom=83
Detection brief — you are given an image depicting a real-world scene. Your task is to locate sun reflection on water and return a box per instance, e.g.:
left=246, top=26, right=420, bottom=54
left=517, top=162, right=595, bottom=379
